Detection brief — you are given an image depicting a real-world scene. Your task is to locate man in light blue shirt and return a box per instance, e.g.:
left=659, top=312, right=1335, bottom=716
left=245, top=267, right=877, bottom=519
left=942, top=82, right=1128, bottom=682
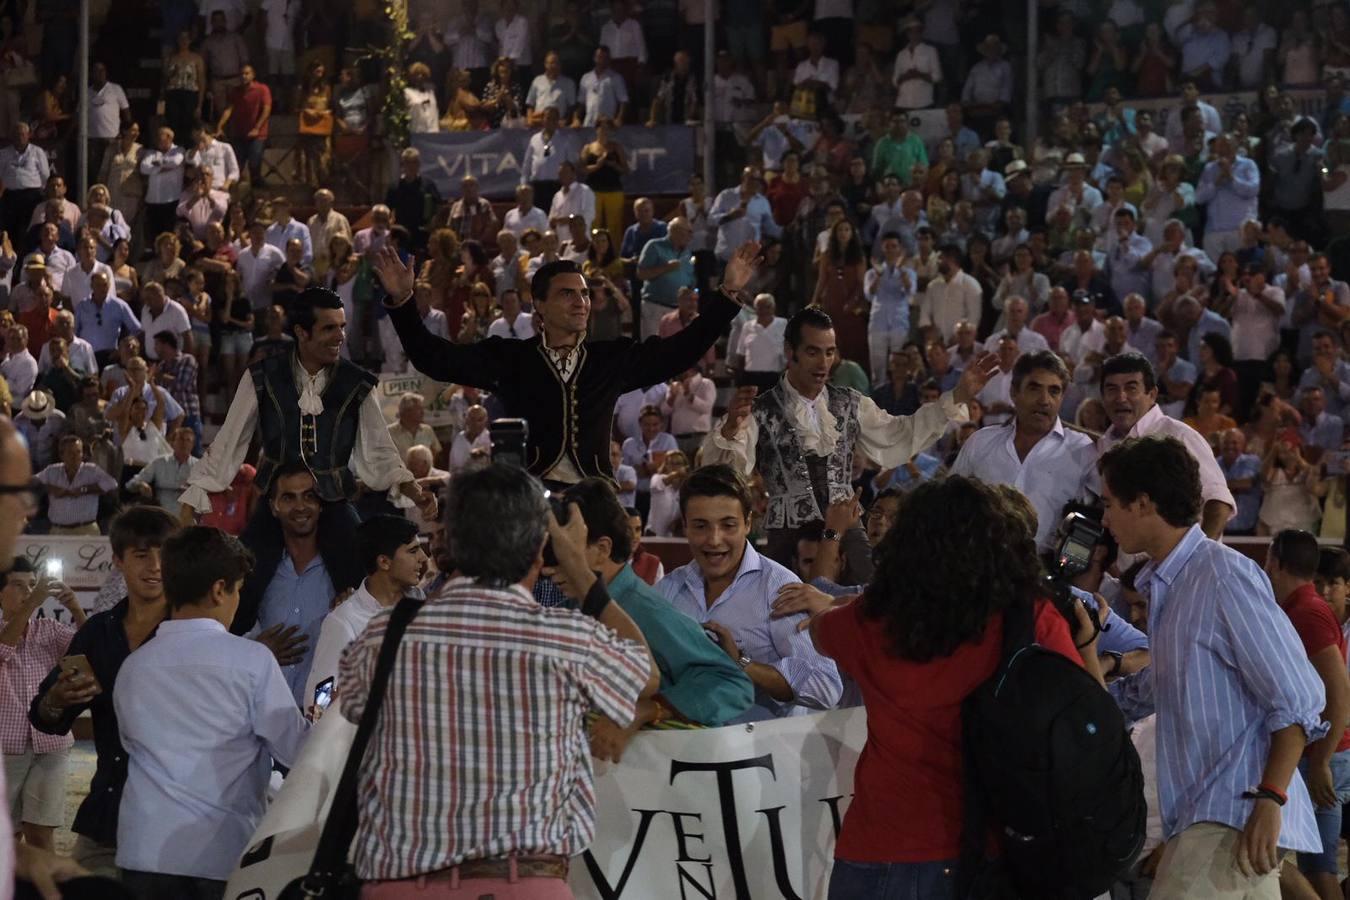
left=1194, top=134, right=1260, bottom=261
left=655, top=465, right=842, bottom=722
left=525, top=51, right=577, bottom=120
left=115, top=526, right=308, bottom=897
left=1177, top=294, right=1231, bottom=364
left=73, top=271, right=140, bottom=358
left=1298, top=331, right=1350, bottom=419
left=635, top=218, right=695, bottom=338
left=1102, top=436, right=1327, bottom=894
left=263, top=197, right=314, bottom=269
left=1105, top=208, right=1153, bottom=302
left=708, top=166, right=781, bottom=263
left=1218, top=428, right=1263, bottom=535
left=1177, top=6, right=1231, bottom=91
left=577, top=46, right=629, bottom=126
left=864, top=233, right=916, bottom=388
left=1297, top=387, right=1344, bottom=462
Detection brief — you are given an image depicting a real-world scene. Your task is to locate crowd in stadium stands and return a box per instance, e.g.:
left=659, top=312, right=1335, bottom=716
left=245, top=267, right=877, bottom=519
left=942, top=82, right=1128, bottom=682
left=9, top=0, right=1350, bottom=897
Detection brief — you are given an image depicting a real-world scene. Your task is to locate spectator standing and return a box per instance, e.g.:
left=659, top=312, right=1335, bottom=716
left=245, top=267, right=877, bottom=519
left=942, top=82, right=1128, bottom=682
left=115, top=526, right=308, bottom=899
left=235, top=221, right=286, bottom=313
left=448, top=404, right=492, bottom=474
left=635, top=217, right=695, bottom=339
left=263, top=197, right=314, bottom=269
left=661, top=367, right=715, bottom=456
left=0, top=124, right=49, bottom=256
left=302, top=515, right=427, bottom=707
left=139, top=283, right=192, bottom=362
left=526, top=52, right=577, bottom=124
left=1267, top=119, right=1326, bottom=245
left=918, top=244, right=982, bottom=344
left=1097, top=354, right=1235, bottom=537
left=578, top=46, right=630, bottom=127
left=37, top=436, right=117, bottom=535
left=600, top=0, right=648, bottom=110
left=962, top=35, right=1013, bottom=134
left=1194, top=134, right=1261, bottom=260
left=504, top=184, right=550, bottom=238
left=1218, top=429, right=1263, bottom=536
left=622, top=404, right=677, bottom=519
left=336, top=465, right=654, bottom=893
left=74, top=273, right=139, bottom=367
left=865, top=234, right=915, bottom=388
left=443, top=0, right=495, bottom=91
left=547, top=161, right=597, bottom=232
left=1103, top=437, right=1327, bottom=898
left=216, top=65, right=272, bottom=188
left=579, top=119, right=630, bottom=249
left=200, top=11, right=248, bottom=120
left=447, top=176, right=500, bottom=248
left=384, top=149, right=441, bottom=256
left=522, top=107, right=574, bottom=213
left=28, top=507, right=178, bottom=876
left=306, top=190, right=350, bottom=279
left=386, top=392, right=442, bottom=463
left=152, top=332, right=200, bottom=451
left=86, top=62, right=129, bottom=188
left=892, top=17, right=941, bottom=111
left=138, top=128, right=185, bottom=248
left=656, top=464, right=841, bottom=721
left=710, top=166, right=781, bottom=265
left=0, top=558, right=84, bottom=852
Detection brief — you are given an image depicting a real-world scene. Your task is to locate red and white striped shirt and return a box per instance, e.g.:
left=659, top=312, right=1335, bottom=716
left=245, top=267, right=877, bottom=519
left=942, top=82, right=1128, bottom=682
left=337, top=577, right=649, bottom=880
left=0, top=617, right=75, bottom=755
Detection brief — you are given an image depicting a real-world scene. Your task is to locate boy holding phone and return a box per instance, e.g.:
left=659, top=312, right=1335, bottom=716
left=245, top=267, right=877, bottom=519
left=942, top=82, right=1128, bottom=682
left=28, top=506, right=177, bottom=876
left=114, top=526, right=308, bottom=899
left=0, top=557, right=84, bottom=852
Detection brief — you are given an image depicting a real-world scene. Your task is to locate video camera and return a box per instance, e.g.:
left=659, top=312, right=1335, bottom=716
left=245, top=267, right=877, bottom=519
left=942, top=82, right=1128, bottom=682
left=1044, top=511, right=1106, bottom=645
left=489, top=418, right=529, bottom=469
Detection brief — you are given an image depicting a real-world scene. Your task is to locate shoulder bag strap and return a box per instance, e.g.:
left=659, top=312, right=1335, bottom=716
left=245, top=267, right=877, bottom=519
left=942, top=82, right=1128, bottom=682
left=306, top=594, right=424, bottom=877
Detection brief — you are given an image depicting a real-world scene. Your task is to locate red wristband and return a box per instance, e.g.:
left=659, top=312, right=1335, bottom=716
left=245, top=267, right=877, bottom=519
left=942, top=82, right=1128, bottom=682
left=1256, top=783, right=1287, bottom=805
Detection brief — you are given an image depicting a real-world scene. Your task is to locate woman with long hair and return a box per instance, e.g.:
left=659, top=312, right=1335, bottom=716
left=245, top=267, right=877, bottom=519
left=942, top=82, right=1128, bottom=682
left=811, top=218, right=869, bottom=373
left=32, top=74, right=70, bottom=143
left=583, top=228, right=626, bottom=286
left=439, top=68, right=482, bottom=131
left=449, top=238, right=495, bottom=327
left=98, top=122, right=144, bottom=236
left=580, top=117, right=630, bottom=248
left=296, top=60, right=333, bottom=186
left=586, top=275, right=630, bottom=340
left=993, top=243, right=1051, bottom=319
left=418, top=227, right=462, bottom=312
left=110, top=238, right=139, bottom=303
left=924, top=137, right=958, bottom=197
left=480, top=57, right=524, bottom=129
left=1208, top=251, right=1241, bottom=318
left=1194, top=332, right=1239, bottom=418
left=805, top=477, right=1100, bottom=899
left=458, top=281, right=495, bottom=343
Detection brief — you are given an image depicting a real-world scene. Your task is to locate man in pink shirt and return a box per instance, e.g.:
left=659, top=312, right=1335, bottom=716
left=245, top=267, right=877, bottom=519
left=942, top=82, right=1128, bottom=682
left=657, top=287, right=715, bottom=371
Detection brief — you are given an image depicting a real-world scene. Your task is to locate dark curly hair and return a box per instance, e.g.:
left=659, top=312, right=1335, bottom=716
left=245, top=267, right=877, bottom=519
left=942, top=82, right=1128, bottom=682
left=1098, top=436, right=1201, bottom=528
left=861, top=475, right=1046, bottom=662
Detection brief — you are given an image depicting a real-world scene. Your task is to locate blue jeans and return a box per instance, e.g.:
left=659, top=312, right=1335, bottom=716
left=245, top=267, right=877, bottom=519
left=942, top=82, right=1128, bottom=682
left=828, top=859, right=956, bottom=900
left=1298, top=749, right=1350, bottom=875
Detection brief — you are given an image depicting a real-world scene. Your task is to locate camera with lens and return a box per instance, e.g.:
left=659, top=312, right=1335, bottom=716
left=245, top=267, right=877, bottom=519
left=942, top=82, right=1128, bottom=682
left=489, top=418, right=529, bottom=469
left=1044, top=511, right=1106, bottom=639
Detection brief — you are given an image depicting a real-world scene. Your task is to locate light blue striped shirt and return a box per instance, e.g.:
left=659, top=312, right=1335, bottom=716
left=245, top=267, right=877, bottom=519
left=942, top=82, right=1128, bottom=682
left=1194, top=156, right=1261, bottom=235
left=656, top=542, right=842, bottom=722
left=1109, top=525, right=1327, bottom=851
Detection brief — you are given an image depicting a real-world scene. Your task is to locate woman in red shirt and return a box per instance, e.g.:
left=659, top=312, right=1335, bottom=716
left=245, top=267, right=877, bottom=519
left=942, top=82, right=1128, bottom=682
left=811, top=477, right=1100, bottom=899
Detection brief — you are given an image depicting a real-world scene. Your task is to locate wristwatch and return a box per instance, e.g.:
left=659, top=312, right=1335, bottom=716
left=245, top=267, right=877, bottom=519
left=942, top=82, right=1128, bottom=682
left=737, top=654, right=753, bottom=669
left=1102, top=650, right=1124, bottom=678
left=822, top=528, right=842, bottom=543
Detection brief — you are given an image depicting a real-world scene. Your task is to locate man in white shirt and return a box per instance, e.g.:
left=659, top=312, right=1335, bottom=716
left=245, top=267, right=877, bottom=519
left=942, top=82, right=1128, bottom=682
left=305, top=189, right=351, bottom=277
left=236, top=221, right=286, bottom=311
left=521, top=107, right=576, bottom=215
left=952, top=350, right=1097, bottom=548
left=548, top=161, right=597, bottom=230
left=504, top=184, right=550, bottom=237
left=1096, top=352, right=1235, bottom=537
left=494, top=0, right=532, bottom=70
left=303, top=515, right=428, bottom=708
left=984, top=297, right=1050, bottom=354
left=0, top=122, right=50, bottom=251
left=138, top=282, right=193, bottom=361
left=712, top=50, right=756, bottom=126
left=386, top=392, right=443, bottom=465
left=443, top=0, right=494, bottom=84
left=28, top=229, right=75, bottom=295
left=187, top=124, right=240, bottom=191
left=1230, top=7, right=1277, bottom=90
left=138, top=127, right=185, bottom=245
left=264, top=196, right=314, bottom=269
left=1144, top=218, right=1215, bottom=304
left=450, top=404, right=493, bottom=473
left=61, top=236, right=114, bottom=309
left=661, top=367, right=716, bottom=455
left=486, top=289, right=535, bottom=339
left=1046, top=154, right=1104, bottom=229
left=87, top=62, right=130, bottom=182
left=1164, top=81, right=1224, bottom=150
left=577, top=46, right=630, bottom=126
left=600, top=0, right=648, bottom=70
left=526, top=52, right=577, bottom=124
left=1122, top=293, right=1164, bottom=365
left=115, top=526, right=309, bottom=899
left=489, top=232, right=528, bottom=298
left=792, top=32, right=839, bottom=100
left=1059, top=292, right=1108, bottom=364
left=919, top=244, right=982, bottom=343
left=38, top=311, right=96, bottom=376
left=893, top=17, right=942, bottom=110
left=1, top=327, right=37, bottom=401
left=126, top=426, right=198, bottom=517
left=732, top=293, right=787, bottom=391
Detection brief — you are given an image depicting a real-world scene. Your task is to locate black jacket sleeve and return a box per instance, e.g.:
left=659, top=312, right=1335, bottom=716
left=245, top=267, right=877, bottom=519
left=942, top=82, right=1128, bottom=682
left=29, top=625, right=91, bottom=736
left=386, top=299, right=506, bottom=389
left=620, top=292, right=741, bottom=390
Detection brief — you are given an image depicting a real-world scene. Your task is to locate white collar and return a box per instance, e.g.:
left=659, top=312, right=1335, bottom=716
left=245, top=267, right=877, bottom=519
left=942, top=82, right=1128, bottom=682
left=781, top=376, right=839, bottom=456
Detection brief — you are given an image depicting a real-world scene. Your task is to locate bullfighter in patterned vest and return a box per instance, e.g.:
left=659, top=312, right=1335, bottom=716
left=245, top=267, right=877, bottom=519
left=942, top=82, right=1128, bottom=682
left=703, top=306, right=997, bottom=570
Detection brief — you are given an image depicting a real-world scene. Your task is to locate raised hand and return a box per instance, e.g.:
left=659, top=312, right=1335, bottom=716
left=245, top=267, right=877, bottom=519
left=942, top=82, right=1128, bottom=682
left=372, top=244, right=417, bottom=305
left=721, top=241, right=763, bottom=296
left=720, top=385, right=757, bottom=439
left=953, top=353, right=1001, bottom=406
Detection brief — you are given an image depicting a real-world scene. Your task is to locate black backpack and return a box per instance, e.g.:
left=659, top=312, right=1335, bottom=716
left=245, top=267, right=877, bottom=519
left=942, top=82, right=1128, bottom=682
left=958, top=598, right=1147, bottom=900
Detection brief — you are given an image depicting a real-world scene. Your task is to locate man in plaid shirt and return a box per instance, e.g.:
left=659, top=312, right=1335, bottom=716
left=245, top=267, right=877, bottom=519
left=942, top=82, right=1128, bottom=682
left=151, top=330, right=201, bottom=454
left=338, top=464, right=657, bottom=896
left=0, top=558, right=85, bottom=851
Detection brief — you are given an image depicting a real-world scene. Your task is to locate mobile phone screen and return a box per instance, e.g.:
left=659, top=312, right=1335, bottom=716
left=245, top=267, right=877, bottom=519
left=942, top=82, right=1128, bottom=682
left=314, top=677, right=335, bottom=711
left=44, top=559, right=62, bottom=582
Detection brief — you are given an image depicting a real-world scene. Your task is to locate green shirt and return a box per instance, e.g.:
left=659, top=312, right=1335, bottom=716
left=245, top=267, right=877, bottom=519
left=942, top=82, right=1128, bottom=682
left=831, top=359, right=871, bottom=393
left=607, top=563, right=754, bottom=726
left=871, top=132, right=929, bottom=184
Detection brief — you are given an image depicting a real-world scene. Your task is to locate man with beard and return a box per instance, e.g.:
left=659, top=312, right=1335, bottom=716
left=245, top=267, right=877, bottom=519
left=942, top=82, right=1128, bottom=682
left=951, top=351, right=1096, bottom=550
left=703, top=306, right=997, bottom=567
left=1096, top=352, right=1234, bottom=538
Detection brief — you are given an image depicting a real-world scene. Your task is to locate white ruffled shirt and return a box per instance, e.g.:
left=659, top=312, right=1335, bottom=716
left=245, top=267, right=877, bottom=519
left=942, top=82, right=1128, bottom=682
left=702, top=376, right=968, bottom=475
left=180, top=355, right=414, bottom=513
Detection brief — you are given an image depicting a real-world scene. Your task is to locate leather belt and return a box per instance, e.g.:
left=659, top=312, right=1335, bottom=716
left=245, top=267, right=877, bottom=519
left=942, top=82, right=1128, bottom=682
left=422, top=855, right=569, bottom=882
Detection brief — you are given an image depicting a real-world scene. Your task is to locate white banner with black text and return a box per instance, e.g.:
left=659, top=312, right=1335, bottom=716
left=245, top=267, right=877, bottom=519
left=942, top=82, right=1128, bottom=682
left=226, top=707, right=868, bottom=900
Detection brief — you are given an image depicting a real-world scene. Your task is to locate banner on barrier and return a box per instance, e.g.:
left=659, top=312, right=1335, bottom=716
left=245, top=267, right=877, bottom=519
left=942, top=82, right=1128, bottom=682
left=375, top=373, right=458, bottom=429
left=14, top=534, right=109, bottom=623
left=412, top=126, right=697, bottom=200
left=226, top=708, right=868, bottom=900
